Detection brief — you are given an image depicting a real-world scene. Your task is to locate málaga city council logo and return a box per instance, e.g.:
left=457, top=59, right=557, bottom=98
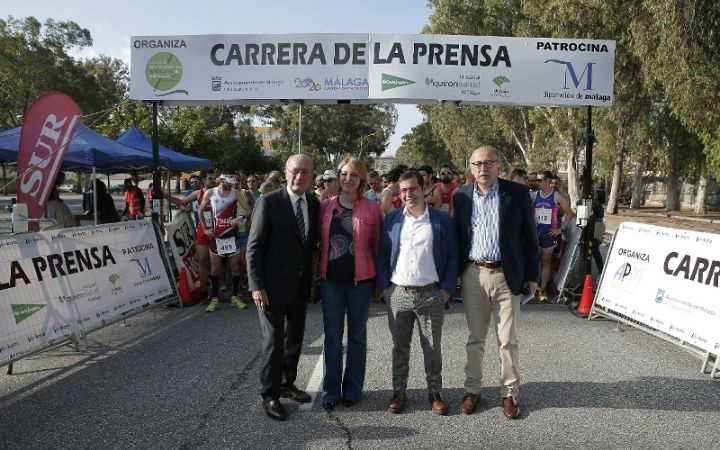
left=145, top=52, right=189, bottom=96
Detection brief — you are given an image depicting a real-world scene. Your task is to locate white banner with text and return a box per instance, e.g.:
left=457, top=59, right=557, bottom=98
left=0, top=220, right=175, bottom=362
left=594, top=222, right=720, bottom=355
left=130, top=33, right=615, bottom=107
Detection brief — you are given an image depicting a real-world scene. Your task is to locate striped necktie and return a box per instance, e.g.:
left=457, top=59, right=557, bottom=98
left=295, top=197, right=306, bottom=242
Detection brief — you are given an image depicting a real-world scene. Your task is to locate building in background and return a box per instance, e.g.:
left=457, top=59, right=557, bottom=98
left=253, top=127, right=281, bottom=157
left=374, top=156, right=396, bottom=175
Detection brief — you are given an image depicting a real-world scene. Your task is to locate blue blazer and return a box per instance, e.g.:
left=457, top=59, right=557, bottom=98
left=452, top=178, right=540, bottom=295
left=376, top=205, right=459, bottom=294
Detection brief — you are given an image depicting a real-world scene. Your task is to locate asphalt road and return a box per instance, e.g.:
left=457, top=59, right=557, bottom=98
left=1, top=298, right=718, bottom=448
left=1, top=200, right=719, bottom=448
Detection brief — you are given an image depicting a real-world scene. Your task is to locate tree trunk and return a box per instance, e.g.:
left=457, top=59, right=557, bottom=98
left=606, top=122, right=626, bottom=215
left=630, top=160, right=645, bottom=209
left=694, top=163, right=708, bottom=214
left=665, top=146, right=680, bottom=211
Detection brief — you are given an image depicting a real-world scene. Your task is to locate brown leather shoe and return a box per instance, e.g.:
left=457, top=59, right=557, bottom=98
left=502, top=396, right=520, bottom=419
left=429, top=392, right=448, bottom=416
left=459, top=392, right=479, bottom=414
left=387, top=390, right=406, bottom=414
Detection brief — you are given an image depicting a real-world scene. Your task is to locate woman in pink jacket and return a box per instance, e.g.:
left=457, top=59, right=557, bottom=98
left=318, top=156, right=382, bottom=410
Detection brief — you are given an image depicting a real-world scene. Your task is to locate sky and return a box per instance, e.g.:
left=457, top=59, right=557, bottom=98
left=4, top=0, right=435, bottom=156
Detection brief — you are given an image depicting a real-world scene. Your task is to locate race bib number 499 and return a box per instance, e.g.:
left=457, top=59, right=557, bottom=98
left=216, top=236, right=237, bottom=255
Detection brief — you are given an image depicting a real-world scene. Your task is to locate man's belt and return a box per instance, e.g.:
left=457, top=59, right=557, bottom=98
left=471, top=260, right=503, bottom=269
left=395, top=282, right=438, bottom=292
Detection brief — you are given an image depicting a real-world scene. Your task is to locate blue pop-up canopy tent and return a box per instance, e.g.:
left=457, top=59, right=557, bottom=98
left=116, top=127, right=213, bottom=172
left=0, top=122, right=169, bottom=173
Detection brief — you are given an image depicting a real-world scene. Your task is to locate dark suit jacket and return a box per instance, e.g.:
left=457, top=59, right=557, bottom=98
left=452, top=178, right=540, bottom=295
left=376, top=206, right=459, bottom=294
left=247, top=188, right=320, bottom=305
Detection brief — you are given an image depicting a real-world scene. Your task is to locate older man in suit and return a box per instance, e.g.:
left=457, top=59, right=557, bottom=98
left=453, top=146, right=540, bottom=419
left=247, top=154, right=319, bottom=421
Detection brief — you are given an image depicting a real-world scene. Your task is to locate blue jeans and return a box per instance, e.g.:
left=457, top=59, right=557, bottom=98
left=320, top=279, right=374, bottom=403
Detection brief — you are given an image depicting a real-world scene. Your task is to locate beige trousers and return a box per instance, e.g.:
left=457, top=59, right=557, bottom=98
left=461, top=263, right=521, bottom=398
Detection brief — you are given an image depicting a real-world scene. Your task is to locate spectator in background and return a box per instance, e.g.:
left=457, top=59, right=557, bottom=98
left=379, top=167, right=402, bottom=216
left=510, top=168, right=529, bottom=187
left=84, top=179, right=120, bottom=224
left=314, top=174, right=325, bottom=198
left=365, top=170, right=383, bottom=204
left=46, top=171, right=77, bottom=228
left=418, top=165, right=441, bottom=209
left=436, top=164, right=456, bottom=215
left=259, top=170, right=282, bottom=194
left=246, top=173, right=262, bottom=202
left=121, top=178, right=145, bottom=220
left=381, top=173, right=390, bottom=189
left=320, top=170, right=339, bottom=201
left=532, top=171, right=574, bottom=302
left=318, top=156, right=382, bottom=410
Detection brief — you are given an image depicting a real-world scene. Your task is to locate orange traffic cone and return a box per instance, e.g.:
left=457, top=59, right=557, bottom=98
left=178, top=267, right=193, bottom=306
left=576, top=274, right=594, bottom=318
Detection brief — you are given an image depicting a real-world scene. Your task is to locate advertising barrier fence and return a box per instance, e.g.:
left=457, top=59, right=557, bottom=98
left=591, top=222, right=720, bottom=378
left=166, top=211, right=199, bottom=290
left=0, top=219, right=176, bottom=366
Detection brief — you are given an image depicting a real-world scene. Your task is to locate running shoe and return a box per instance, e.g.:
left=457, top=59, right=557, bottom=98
left=537, top=290, right=548, bottom=303
left=231, top=296, right=247, bottom=310
left=206, top=297, right=220, bottom=312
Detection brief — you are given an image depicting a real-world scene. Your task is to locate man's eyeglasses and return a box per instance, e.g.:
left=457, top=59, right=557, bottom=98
left=470, top=160, right=497, bottom=167
left=440, top=171, right=453, bottom=175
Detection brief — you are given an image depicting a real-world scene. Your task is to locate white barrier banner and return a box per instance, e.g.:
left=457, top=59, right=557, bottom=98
left=595, top=222, right=720, bottom=354
left=166, top=211, right=199, bottom=289
left=0, top=220, right=175, bottom=362
left=129, top=34, right=615, bottom=107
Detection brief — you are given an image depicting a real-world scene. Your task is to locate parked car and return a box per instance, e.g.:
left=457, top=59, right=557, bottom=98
left=109, top=184, right=125, bottom=194
left=58, top=184, right=75, bottom=193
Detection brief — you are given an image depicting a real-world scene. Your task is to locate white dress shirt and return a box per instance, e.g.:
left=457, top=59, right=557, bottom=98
left=390, top=206, right=439, bottom=287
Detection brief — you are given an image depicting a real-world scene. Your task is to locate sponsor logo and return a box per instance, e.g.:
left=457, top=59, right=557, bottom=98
left=655, top=289, right=665, bottom=304
left=381, top=73, right=415, bottom=91
left=109, top=273, right=120, bottom=284
left=145, top=52, right=188, bottom=96
left=11, top=304, right=46, bottom=324
left=295, top=77, right=322, bottom=91
left=491, top=75, right=511, bottom=98
left=132, top=257, right=153, bottom=276
left=212, top=76, right=222, bottom=91
left=493, top=75, right=510, bottom=87
left=542, top=60, right=611, bottom=103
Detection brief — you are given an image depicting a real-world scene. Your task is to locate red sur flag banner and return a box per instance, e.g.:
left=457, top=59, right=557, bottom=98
left=18, top=92, right=82, bottom=219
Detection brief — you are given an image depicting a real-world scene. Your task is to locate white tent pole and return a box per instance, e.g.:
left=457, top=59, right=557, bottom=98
left=297, top=102, right=303, bottom=154
left=92, top=167, right=98, bottom=225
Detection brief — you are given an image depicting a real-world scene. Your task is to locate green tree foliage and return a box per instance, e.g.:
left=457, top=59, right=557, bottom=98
left=395, top=121, right=452, bottom=168
left=0, top=16, right=125, bottom=127
left=257, top=103, right=397, bottom=172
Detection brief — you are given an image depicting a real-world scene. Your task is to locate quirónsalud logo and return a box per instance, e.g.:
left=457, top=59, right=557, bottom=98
left=381, top=73, right=415, bottom=91
left=11, top=304, right=46, bottom=324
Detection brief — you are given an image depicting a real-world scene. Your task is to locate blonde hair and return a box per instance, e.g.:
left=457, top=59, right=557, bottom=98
left=336, top=156, right=368, bottom=196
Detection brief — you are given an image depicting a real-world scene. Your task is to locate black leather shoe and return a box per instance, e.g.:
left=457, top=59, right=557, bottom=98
left=341, top=398, right=357, bottom=407
left=280, top=384, right=312, bottom=403
left=322, top=401, right=337, bottom=410
left=262, top=399, right=287, bottom=421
